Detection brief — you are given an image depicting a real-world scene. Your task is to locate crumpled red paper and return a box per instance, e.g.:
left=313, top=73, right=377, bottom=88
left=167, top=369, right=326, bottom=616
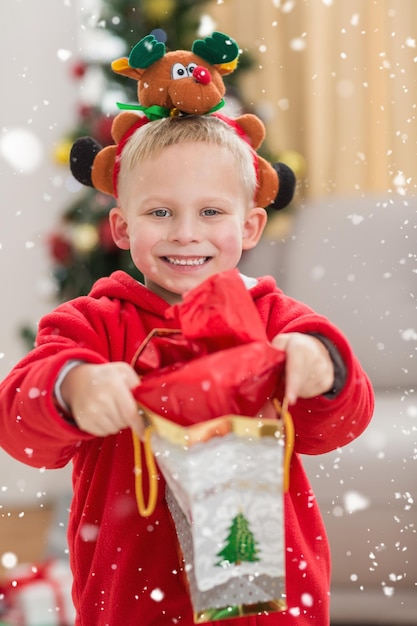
left=133, top=270, right=285, bottom=425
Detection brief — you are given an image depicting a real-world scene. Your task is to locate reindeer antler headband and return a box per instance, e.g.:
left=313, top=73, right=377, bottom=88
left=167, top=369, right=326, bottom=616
left=70, top=32, right=295, bottom=210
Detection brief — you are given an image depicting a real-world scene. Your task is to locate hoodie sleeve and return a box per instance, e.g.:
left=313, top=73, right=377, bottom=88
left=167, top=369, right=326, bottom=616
left=0, top=298, right=115, bottom=469
left=252, top=277, right=375, bottom=455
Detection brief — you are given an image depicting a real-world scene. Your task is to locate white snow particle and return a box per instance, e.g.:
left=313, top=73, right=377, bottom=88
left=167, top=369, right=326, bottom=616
left=343, top=490, right=370, bottom=514
left=150, top=588, right=164, bottom=602
left=347, top=213, right=364, bottom=225
left=80, top=523, right=100, bottom=542
left=401, top=328, right=417, bottom=341
left=1, top=552, right=18, bottom=569
left=351, top=13, right=360, bottom=26
left=383, top=586, right=395, bottom=597
left=301, top=592, right=314, bottom=607
left=0, top=127, right=44, bottom=173
left=289, top=607, right=301, bottom=616
left=289, top=37, right=306, bottom=52
left=57, top=49, right=72, bottom=62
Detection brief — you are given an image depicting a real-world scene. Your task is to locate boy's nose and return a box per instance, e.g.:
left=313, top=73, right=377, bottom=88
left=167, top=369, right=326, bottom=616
left=168, top=216, right=201, bottom=244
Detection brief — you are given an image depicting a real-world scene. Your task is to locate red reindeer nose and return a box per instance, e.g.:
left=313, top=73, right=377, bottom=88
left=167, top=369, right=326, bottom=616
left=193, top=65, right=211, bottom=85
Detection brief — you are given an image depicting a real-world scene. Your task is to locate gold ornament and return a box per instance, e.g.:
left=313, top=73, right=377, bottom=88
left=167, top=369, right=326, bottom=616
left=276, top=150, right=307, bottom=181
left=53, top=138, right=73, bottom=166
left=142, top=0, right=175, bottom=21
left=72, top=223, right=99, bottom=254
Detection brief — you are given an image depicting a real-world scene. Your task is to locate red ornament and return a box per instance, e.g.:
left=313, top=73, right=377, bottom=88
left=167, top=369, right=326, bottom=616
left=47, top=233, right=73, bottom=265
left=71, top=61, right=87, bottom=79
left=77, top=103, right=94, bottom=121
left=93, top=115, right=115, bottom=146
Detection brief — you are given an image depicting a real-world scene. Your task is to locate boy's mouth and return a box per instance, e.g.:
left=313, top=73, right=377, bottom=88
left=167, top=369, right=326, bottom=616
left=163, top=256, right=209, bottom=266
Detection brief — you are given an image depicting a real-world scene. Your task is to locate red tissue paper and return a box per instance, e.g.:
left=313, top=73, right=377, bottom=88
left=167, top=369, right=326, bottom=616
left=133, top=270, right=285, bottom=425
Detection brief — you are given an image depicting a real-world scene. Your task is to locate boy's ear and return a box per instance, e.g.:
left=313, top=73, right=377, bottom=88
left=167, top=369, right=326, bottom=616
left=109, top=207, right=130, bottom=250
left=242, top=206, right=268, bottom=250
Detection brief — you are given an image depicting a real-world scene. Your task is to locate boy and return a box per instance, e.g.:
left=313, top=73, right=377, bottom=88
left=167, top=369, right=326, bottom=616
left=0, top=115, right=374, bottom=625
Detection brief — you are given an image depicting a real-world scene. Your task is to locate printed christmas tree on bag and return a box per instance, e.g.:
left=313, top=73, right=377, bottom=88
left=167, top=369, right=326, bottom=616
left=216, top=512, right=260, bottom=568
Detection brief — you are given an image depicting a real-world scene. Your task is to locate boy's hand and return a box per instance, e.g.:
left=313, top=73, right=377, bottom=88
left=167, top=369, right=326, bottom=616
left=60, top=362, right=144, bottom=437
left=272, top=333, right=334, bottom=405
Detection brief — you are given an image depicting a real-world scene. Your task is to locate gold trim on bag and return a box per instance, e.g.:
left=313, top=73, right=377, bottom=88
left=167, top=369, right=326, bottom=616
left=131, top=400, right=294, bottom=518
left=194, top=598, right=288, bottom=622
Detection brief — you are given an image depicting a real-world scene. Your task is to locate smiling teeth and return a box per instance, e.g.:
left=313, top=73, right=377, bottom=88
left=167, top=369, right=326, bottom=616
left=165, top=257, right=207, bottom=266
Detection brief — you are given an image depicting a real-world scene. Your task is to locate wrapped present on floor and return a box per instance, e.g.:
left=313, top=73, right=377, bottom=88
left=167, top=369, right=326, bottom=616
left=132, top=270, right=294, bottom=621
left=3, top=559, right=75, bottom=626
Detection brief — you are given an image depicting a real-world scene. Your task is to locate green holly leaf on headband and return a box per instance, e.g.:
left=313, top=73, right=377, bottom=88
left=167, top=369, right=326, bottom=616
left=192, top=32, right=239, bottom=65
left=129, top=34, right=166, bottom=69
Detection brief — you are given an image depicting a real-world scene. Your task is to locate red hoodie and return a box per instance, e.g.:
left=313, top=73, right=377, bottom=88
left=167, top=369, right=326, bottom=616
left=0, top=271, right=373, bottom=625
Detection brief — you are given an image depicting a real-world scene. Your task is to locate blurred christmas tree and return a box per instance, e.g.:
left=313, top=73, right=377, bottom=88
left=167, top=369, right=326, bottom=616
left=49, top=0, right=254, bottom=303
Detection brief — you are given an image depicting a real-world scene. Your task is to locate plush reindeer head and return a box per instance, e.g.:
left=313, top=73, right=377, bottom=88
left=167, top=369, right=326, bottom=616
left=112, top=31, right=239, bottom=117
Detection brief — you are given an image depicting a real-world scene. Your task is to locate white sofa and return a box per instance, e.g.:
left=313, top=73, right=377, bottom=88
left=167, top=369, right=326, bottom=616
left=240, top=195, right=417, bottom=624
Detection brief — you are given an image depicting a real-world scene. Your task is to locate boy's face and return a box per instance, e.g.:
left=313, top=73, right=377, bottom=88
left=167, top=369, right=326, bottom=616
left=110, top=141, right=267, bottom=304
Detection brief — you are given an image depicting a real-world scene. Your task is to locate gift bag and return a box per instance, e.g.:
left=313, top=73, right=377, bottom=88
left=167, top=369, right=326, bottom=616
left=134, top=405, right=293, bottom=622
left=131, top=271, right=294, bottom=621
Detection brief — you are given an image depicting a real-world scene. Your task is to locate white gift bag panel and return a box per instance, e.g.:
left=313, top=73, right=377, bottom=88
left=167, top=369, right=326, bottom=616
left=166, top=488, right=286, bottom=620
left=153, top=433, right=286, bottom=588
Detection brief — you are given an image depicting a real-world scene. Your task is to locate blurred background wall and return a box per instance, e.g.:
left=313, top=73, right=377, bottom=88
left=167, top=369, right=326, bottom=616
left=0, top=1, right=79, bottom=505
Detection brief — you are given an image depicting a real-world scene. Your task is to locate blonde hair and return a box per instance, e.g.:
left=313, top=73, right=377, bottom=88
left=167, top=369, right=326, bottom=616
left=117, top=115, right=257, bottom=203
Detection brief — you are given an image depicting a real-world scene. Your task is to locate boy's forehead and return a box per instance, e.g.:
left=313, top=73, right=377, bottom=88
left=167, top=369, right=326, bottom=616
left=131, top=140, right=237, bottom=171
left=120, top=132, right=256, bottom=205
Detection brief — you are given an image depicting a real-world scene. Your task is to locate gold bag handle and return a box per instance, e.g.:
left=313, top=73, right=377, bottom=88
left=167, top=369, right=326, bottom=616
left=132, top=426, right=158, bottom=517
left=130, top=330, right=180, bottom=518
left=276, top=398, right=294, bottom=493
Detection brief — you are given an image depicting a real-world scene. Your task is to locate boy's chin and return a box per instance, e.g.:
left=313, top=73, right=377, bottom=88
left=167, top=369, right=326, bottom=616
left=146, top=274, right=217, bottom=304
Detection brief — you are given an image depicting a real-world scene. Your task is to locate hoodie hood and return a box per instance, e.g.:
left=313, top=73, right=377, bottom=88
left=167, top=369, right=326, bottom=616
left=89, top=270, right=171, bottom=318
left=88, top=270, right=280, bottom=319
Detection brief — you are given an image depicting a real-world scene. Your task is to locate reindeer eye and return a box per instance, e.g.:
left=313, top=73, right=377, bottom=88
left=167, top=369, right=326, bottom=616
left=171, top=63, right=187, bottom=80
left=187, top=63, right=197, bottom=76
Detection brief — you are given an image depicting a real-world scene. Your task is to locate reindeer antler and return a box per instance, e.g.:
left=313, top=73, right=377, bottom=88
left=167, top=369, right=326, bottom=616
left=192, top=32, right=239, bottom=68
left=128, top=34, right=166, bottom=69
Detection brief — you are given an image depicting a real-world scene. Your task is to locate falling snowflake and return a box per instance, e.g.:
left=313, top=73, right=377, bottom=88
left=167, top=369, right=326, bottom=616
left=150, top=588, right=164, bottom=602
left=28, top=388, right=41, bottom=399
left=343, top=490, right=370, bottom=514
left=80, top=523, right=100, bottom=542
left=301, top=592, right=314, bottom=607
left=0, top=127, right=44, bottom=173
left=347, top=214, right=365, bottom=226
left=1, top=552, right=18, bottom=569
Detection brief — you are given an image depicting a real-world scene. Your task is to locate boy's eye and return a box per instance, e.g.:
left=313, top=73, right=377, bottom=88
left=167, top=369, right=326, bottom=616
left=202, top=208, right=220, bottom=216
left=152, top=208, right=170, bottom=217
